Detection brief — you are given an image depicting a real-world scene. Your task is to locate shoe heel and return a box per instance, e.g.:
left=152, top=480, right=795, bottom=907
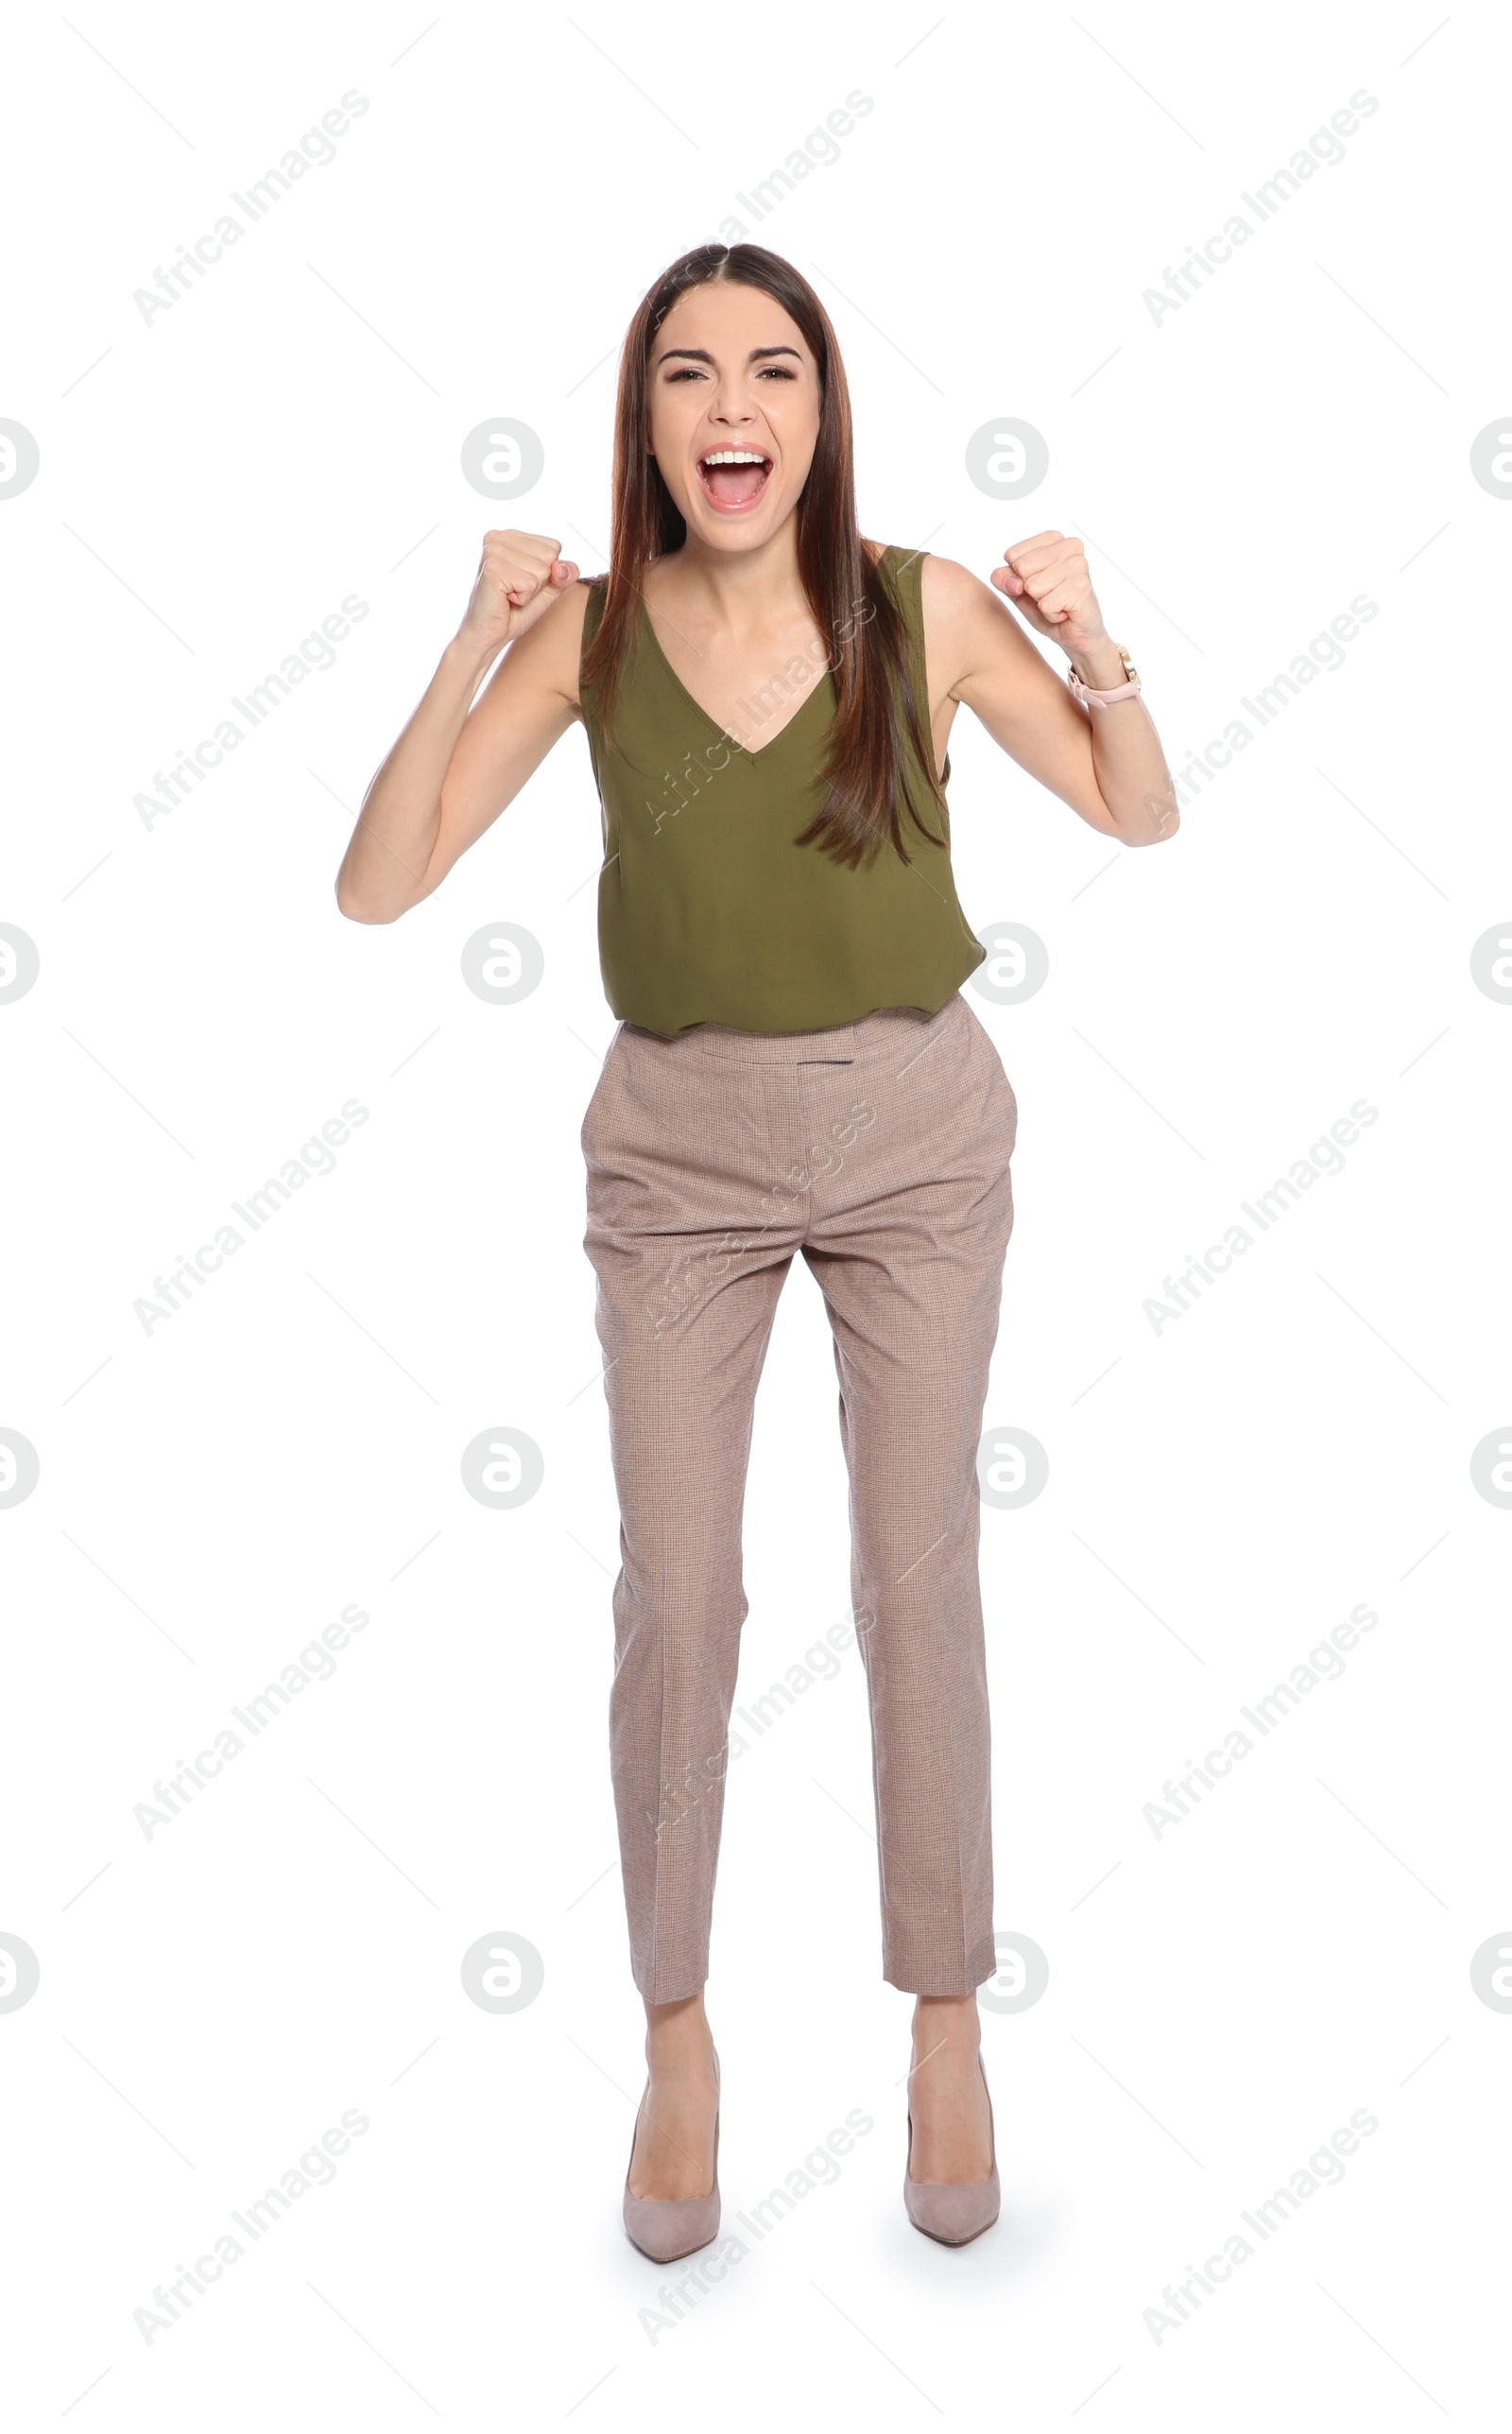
left=622, top=2055, right=722, bottom=2263
left=903, top=2049, right=1000, bottom=2247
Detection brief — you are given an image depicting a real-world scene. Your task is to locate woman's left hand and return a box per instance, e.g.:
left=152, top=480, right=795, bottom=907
left=991, top=531, right=1108, bottom=659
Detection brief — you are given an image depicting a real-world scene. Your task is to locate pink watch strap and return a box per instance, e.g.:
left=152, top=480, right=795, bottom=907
left=1067, top=668, right=1142, bottom=708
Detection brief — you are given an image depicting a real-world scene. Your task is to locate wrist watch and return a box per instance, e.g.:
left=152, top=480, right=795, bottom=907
left=1066, top=644, right=1141, bottom=708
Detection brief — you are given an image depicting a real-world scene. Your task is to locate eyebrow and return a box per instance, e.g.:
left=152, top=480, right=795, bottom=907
left=652, top=345, right=803, bottom=369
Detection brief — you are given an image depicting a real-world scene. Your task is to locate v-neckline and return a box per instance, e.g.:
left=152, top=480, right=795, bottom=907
left=635, top=587, right=835, bottom=763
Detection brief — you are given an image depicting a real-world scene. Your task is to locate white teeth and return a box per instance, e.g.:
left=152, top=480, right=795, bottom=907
left=701, top=449, right=768, bottom=466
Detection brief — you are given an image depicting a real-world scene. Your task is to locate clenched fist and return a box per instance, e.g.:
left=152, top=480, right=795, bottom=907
left=991, top=530, right=1108, bottom=662
left=458, top=529, right=580, bottom=658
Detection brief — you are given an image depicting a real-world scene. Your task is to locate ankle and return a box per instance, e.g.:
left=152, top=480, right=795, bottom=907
left=911, top=1995, right=982, bottom=2061
left=644, top=1994, right=716, bottom=2071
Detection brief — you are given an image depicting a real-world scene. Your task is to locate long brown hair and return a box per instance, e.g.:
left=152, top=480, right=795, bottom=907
left=581, top=242, right=947, bottom=869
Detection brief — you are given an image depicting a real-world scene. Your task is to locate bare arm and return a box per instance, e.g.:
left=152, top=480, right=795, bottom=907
left=335, top=530, right=590, bottom=924
left=920, top=536, right=1179, bottom=845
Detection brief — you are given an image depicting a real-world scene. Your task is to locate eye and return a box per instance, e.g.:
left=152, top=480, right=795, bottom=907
left=665, top=366, right=705, bottom=382
left=759, top=366, right=798, bottom=380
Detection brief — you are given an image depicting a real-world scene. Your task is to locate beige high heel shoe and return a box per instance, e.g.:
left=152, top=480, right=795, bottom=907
left=903, top=2049, right=1001, bottom=2245
left=622, top=2054, right=721, bottom=2263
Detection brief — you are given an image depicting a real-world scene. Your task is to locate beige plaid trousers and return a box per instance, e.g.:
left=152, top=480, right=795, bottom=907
left=581, top=989, right=1017, bottom=2000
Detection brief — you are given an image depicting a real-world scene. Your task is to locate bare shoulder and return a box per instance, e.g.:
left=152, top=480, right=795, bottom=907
left=919, top=551, right=1030, bottom=696
left=919, top=549, right=1002, bottom=625
left=500, top=568, right=598, bottom=711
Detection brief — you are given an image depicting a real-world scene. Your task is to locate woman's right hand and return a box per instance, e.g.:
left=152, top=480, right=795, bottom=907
left=457, top=529, right=581, bottom=658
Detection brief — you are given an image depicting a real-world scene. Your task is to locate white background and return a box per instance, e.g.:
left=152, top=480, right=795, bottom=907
left=3, top=0, right=1508, bottom=2424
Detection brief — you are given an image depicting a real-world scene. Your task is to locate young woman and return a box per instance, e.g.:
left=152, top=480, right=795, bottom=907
left=336, top=243, right=1177, bottom=2258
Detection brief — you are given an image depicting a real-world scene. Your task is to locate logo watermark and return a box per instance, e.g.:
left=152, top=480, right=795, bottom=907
left=132, top=1100, right=370, bottom=1335
left=638, top=2106, right=876, bottom=2343
left=133, top=94, right=370, bottom=326
left=133, top=596, right=369, bottom=831
left=459, top=419, right=543, bottom=499
left=460, top=1933, right=545, bottom=2012
left=132, top=2108, right=371, bottom=2345
left=964, top=418, right=1049, bottom=500
left=645, top=591, right=874, bottom=835
left=1469, top=419, right=1512, bottom=499
left=131, top=1604, right=372, bottom=1838
left=0, top=1932, right=41, bottom=2011
left=0, top=419, right=40, bottom=498
left=976, top=1426, right=1049, bottom=1508
left=1469, top=923, right=1512, bottom=1001
left=1143, top=1098, right=1379, bottom=1336
left=969, top=922, right=1048, bottom=1005
left=647, top=1100, right=878, bottom=1338
left=1143, top=92, right=1379, bottom=327
left=1469, top=1934, right=1512, bottom=2011
left=643, top=1604, right=875, bottom=1849
left=715, top=91, right=874, bottom=242
left=1141, top=1602, right=1381, bottom=1840
left=0, top=924, right=40, bottom=1002
left=460, top=924, right=543, bottom=1003
left=459, top=1430, right=543, bottom=1508
left=1142, top=2106, right=1380, bottom=2346
left=1167, top=595, right=1380, bottom=812
left=1469, top=1429, right=1512, bottom=1507
left=0, top=1428, right=40, bottom=1509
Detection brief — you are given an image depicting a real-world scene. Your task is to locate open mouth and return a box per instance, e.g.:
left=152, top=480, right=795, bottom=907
left=696, top=448, right=773, bottom=511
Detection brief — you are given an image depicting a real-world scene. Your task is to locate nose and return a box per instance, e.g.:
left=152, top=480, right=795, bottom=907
left=709, top=377, right=756, bottom=427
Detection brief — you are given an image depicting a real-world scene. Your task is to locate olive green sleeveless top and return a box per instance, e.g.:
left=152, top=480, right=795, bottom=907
left=576, top=544, right=986, bottom=1034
